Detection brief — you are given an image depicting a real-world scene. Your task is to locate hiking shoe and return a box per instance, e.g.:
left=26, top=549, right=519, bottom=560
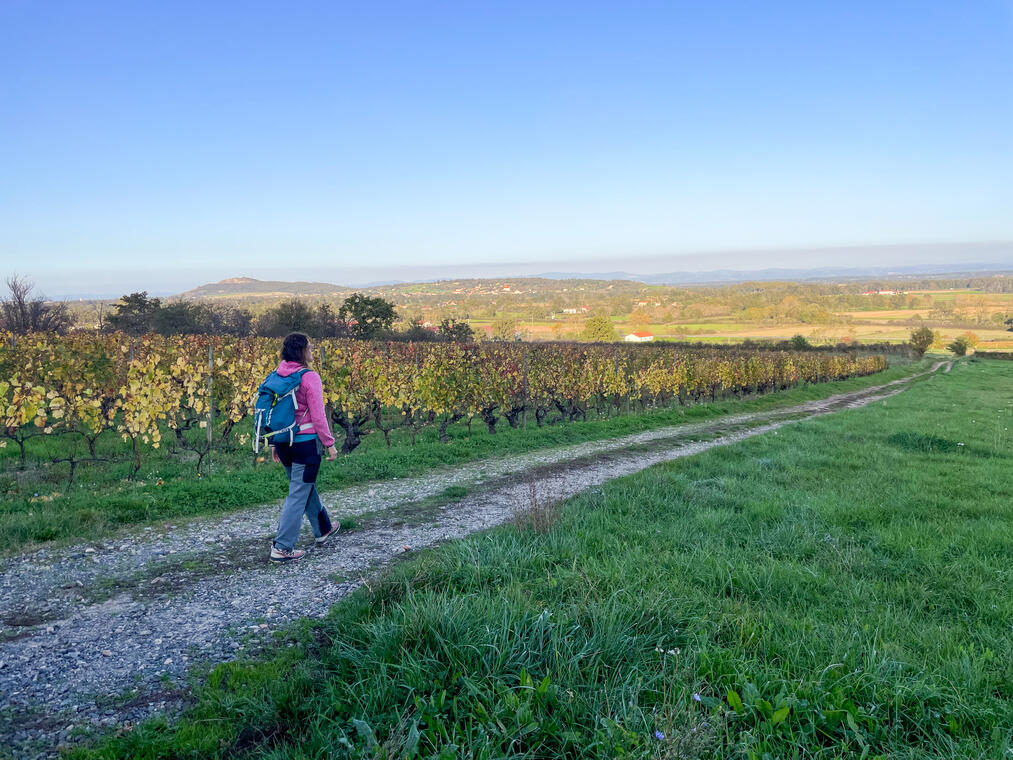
left=315, top=525, right=340, bottom=545
left=270, top=546, right=306, bottom=563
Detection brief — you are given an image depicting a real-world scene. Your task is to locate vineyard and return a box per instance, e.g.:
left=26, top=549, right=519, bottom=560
left=0, top=333, right=888, bottom=485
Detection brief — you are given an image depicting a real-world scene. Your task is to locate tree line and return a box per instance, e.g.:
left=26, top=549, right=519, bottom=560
left=0, top=276, right=473, bottom=342
left=100, top=291, right=474, bottom=342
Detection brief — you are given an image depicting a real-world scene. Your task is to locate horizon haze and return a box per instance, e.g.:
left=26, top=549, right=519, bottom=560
left=28, top=241, right=1013, bottom=300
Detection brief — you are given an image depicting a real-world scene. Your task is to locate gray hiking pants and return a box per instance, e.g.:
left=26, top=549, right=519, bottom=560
left=273, top=438, right=332, bottom=551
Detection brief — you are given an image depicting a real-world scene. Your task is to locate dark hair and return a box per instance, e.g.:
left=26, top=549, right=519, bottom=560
left=281, top=333, right=310, bottom=364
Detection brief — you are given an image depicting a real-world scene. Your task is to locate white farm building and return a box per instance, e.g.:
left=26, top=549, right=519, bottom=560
left=624, top=331, right=655, bottom=343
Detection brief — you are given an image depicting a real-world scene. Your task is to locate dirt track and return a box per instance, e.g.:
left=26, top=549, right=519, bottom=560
left=0, top=361, right=950, bottom=755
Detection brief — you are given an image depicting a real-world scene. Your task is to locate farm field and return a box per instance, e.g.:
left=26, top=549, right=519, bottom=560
left=466, top=287, right=1013, bottom=348
left=905, top=289, right=1013, bottom=303
left=728, top=287, right=1012, bottom=342
left=679, top=322, right=1013, bottom=344
left=474, top=314, right=1012, bottom=348
left=649, top=313, right=1012, bottom=347
left=44, top=356, right=1012, bottom=759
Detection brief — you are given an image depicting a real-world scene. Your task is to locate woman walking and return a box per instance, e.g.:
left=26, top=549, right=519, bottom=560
left=269, top=333, right=339, bottom=563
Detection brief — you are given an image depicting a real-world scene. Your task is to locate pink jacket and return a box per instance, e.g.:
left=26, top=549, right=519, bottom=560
left=275, top=360, right=336, bottom=448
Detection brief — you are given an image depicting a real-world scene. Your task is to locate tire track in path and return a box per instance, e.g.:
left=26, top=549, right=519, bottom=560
left=0, top=361, right=949, bottom=756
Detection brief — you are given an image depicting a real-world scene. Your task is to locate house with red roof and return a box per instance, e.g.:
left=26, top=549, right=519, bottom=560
left=624, top=331, right=655, bottom=343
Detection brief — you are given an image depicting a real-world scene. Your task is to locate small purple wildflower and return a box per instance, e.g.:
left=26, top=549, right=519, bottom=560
left=692, top=692, right=702, bottom=702
left=654, top=730, right=665, bottom=740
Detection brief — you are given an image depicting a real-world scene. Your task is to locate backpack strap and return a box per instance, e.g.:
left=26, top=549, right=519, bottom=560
left=290, top=367, right=312, bottom=411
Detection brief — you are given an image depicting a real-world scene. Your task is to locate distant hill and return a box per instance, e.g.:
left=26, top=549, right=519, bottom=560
left=178, top=277, right=353, bottom=299
left=177, top=263, right=1013, bottom=303
left=537, top=262, right=1013, bottom=285
left=175, top=275, right=645, bottom=301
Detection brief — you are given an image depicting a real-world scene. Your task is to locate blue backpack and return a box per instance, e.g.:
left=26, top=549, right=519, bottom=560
left=253, top=368, right=309, bottom=452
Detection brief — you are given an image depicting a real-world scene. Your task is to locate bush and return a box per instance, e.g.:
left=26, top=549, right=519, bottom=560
left=947, top=336, right=971, bottom=356
left=787, top=334, right=812, bottom=350
left=909, top=326, right=935, bottom=356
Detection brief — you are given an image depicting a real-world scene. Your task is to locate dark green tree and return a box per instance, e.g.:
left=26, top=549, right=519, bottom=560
left=254, top=299, right=320, bottom=337
left=439, top=317, right=474, bottom=342
left=401, top=317, right=440, bottom=342
left=106, top=292, right=161, bottom=336
left=150, top=302, right=203, bottom=335
left=204, top=304, right=253, bottom=336
left=339, top=293, right=397, bottom=338
left=787, top=334, right=812, bottom=350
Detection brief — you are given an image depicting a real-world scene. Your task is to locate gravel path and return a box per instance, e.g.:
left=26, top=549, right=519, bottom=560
left=0, top=363, right=948, bottom=757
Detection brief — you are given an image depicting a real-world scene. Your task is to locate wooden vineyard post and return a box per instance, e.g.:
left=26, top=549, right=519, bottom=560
left=207, top=342, right=214, bottom=473
left=319, top=343, right=326, bottom=370
left=522, top=348, right=528, bottom=429
left=412, top=347, right=421, bottom=445
left=619, top=358, right=628, bottom=413
left=615, top=355, right=622, bottom=417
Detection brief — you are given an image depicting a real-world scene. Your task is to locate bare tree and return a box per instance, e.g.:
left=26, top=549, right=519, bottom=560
left=0, top=275, right=73, bottom=334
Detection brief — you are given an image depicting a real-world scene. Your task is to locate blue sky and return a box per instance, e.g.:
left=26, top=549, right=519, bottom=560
left=1, top=1, right=1011, bottom=295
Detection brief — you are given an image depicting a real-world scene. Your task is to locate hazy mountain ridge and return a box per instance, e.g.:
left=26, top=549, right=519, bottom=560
left=175, top=263, right=1013, bottom=301
left=538, top=262, right=1013, bottom=285
left=178, top=279, right=354, bottom=299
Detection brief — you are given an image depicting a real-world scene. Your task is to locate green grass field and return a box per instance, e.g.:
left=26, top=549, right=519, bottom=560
left=0, top=360, right=919, bottom=552
left=71, top=357, right=1013, bottom=759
